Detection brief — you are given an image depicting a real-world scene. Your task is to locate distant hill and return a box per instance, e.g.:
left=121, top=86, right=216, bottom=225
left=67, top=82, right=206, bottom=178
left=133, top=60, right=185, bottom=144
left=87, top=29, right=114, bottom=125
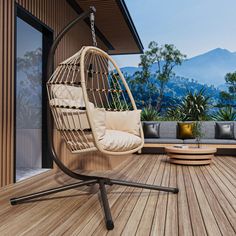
left=121, top=48, right=236, bottom=88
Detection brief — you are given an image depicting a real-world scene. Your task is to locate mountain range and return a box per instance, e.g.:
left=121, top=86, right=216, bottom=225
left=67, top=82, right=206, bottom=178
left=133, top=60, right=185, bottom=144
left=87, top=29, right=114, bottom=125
left=121, top=48, right=236, bottom=88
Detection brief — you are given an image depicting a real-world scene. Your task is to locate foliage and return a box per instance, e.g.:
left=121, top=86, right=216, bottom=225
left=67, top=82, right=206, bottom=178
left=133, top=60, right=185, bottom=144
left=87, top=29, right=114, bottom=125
left=130, top=53, right=157, bottom=108
left=165, top=106, right=184, bottom=121
left=178, top=89, right=211, bottom=121
left=141, top=107, right=159, bottom=121
left=164, top=88, right=211, bottom=121
left=211, top=106, right=236, bottom=121
left=192, top=121, right=204, bottom=148
left=219, top=71, right=236, bottom=107
left=146, top=41, right=186, bottom=112
left=130, top=41, right=186, bottom=111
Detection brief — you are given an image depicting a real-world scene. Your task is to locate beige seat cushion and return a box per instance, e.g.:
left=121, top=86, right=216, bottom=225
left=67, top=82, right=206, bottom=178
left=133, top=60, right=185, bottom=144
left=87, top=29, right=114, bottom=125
left=99, top=130, right=142, bottom=152
left=105, top=110, right=141, bottom=136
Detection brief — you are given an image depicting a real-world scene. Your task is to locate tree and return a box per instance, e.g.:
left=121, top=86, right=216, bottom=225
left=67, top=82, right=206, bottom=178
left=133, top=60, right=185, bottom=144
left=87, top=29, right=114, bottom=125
left=144, top=41, right=186, bottom=112
left=130, top=41, right=185, bottom=111
left=131, top=53, right=157, bottom=108
left=219, top=72, right=236, bottom=107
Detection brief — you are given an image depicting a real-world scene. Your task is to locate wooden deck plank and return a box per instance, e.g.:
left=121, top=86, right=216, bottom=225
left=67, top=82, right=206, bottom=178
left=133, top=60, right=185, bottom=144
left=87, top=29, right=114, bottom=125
left=76, top=155, right=155, bottom=235
left=135, top=155, right=167, bottom=236
left=121, top=156, right=161, bottom=235
left=165, top=164, right=178, bottom=236
left=92, top=156, right=155, bottom=236
left=205, top=166, right=236, bottom=207
left=215, top=157, right=236, bottom=181
left=0, top=155, right=235, bottom=236
left=182, top=165, right=208, bottom=236
left=201, top=166, right=236, bottom=232
left=0, top=156, right=139, bottom=235
left=106, top=156, right=159, bottom=236
left=43, top=155, right=148, bottom=236
left=91, top=156, right=156, bottom=235
left=195, top=167, right=235, bottom=235
left=150, top=157, right=170, bottom=236
left=213, top=158, right=236, bottom=187
left=176, top=166, right=193, bottom=236
left=188, top=166, right=222, bottom=236
left=219, top=156, right=236, bottom=168
left=210, top=162, right=236, bottom=197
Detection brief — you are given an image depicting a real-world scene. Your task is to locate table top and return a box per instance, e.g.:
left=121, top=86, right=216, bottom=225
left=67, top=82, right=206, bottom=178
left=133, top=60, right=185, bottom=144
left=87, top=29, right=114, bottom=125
left=165, top=146, right=217, bottom=154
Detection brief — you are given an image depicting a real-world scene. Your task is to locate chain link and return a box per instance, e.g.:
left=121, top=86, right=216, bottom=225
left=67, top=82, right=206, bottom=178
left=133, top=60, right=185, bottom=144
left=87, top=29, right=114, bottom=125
left=90, top=12, right=97, bottom=47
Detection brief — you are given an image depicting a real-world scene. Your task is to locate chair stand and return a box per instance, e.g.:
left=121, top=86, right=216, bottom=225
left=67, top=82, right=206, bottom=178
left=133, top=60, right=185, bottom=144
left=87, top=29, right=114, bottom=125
left=10, top=175, right=178, bottom=230
left=10, top=7, right=179, bottom=231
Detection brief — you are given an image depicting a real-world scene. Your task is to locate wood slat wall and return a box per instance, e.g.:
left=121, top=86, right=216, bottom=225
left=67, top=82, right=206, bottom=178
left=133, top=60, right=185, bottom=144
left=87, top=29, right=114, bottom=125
left=0, top=0, right=107, bottom=187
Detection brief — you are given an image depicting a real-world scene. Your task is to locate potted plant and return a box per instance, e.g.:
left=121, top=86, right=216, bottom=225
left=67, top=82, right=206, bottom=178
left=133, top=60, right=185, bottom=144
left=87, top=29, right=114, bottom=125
left=193, top=121, right=204, bottom=148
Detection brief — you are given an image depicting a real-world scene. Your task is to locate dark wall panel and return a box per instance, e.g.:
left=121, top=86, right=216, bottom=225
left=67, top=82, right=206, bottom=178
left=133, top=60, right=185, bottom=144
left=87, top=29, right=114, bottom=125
left=0, top=0, right=106, bottom=187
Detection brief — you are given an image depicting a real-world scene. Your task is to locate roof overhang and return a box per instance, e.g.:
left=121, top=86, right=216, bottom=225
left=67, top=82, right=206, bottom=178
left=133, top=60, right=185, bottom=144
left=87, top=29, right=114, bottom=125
left=66, top=0, right=144, bottom=55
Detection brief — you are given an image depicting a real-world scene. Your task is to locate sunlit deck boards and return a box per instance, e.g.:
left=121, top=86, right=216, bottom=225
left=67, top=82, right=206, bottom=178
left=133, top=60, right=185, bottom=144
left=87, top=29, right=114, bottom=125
left=0, top=155, right=235, bottom=235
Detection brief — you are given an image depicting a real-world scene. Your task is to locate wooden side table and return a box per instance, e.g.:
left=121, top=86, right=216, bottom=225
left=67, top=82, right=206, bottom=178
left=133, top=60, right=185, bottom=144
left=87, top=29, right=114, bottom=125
left=165, top=146, right=217, bottom=165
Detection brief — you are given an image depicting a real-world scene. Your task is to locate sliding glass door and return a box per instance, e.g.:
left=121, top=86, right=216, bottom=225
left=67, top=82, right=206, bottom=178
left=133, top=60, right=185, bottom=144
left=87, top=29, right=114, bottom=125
left=15, top=6, right=53, bottom=182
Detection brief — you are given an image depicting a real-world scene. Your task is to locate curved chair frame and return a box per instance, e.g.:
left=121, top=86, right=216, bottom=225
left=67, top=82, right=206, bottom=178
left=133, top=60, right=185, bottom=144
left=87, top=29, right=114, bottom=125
left=10, top=7, right=178, bottom=231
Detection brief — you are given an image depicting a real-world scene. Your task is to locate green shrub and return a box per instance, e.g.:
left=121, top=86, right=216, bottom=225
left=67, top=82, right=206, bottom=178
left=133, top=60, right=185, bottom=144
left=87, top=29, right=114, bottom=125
left=211, top=106, right=236, bottom=121
left=141, top=107, right=159, bottom=121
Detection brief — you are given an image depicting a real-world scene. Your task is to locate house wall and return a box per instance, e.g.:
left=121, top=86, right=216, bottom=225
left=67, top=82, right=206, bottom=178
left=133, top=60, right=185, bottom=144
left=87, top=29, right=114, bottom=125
left=0, top=0, right=107, bottom=187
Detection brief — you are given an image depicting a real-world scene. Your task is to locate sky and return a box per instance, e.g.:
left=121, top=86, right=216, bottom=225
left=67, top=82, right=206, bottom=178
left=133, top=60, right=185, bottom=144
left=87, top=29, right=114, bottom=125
left=113, top=0, right=236, bottom=68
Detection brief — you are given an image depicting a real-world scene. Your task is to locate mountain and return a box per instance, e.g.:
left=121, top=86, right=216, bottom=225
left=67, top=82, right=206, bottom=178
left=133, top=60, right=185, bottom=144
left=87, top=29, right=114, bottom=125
left=121, top=48, right=236, bottom=87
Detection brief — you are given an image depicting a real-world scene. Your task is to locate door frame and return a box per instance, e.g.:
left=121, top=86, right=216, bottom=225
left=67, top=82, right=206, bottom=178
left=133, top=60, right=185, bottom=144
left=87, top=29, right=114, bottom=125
left=14, top=4, right=54, bottom=182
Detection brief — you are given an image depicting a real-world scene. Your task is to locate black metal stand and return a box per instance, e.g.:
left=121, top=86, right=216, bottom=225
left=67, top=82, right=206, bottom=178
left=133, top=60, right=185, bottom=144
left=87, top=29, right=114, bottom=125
left=10, top=176, right=178, bottom=230
left=10, top=6, right=179, bottom=231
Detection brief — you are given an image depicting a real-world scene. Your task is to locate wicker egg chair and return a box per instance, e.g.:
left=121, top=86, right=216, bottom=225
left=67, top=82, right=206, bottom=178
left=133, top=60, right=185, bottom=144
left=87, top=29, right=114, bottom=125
left=10, top=8, right=178, bottom=230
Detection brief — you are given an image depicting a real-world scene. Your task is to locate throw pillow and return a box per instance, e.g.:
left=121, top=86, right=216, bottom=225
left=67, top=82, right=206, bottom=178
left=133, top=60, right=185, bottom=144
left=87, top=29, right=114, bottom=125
left=143, top=122, right=160, bottom=138
left=105, top=110, right=141, bottom=136
left=177, top=122, right=194, bottom=139
left=215, top=122, right=234, bottom=139
left=92, top=108, right=106, bottom=140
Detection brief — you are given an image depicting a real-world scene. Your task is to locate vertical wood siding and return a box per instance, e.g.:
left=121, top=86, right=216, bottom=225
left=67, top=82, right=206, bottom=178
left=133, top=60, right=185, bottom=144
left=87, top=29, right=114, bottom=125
left=0, top=0, right=106, bottom=187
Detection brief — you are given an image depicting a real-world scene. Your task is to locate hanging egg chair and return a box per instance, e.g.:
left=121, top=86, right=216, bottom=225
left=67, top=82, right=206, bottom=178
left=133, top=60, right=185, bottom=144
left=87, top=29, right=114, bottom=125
left=10, top=7, right=178, bottom=231
left=47, top=46, right=144, bottom=156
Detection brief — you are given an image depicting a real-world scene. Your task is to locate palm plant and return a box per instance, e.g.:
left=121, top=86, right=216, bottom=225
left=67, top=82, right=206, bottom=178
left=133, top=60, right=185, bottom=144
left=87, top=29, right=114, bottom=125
left=141, top=107, right=159, bottom=121
left=211, top=106, right=236, bottom=121
left=179, top=88, right=210, bottom=121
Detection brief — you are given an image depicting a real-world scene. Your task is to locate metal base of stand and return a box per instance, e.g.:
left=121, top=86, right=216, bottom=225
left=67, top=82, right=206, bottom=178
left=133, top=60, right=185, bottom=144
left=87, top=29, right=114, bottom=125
left=10, top=177, right=178, bottom=230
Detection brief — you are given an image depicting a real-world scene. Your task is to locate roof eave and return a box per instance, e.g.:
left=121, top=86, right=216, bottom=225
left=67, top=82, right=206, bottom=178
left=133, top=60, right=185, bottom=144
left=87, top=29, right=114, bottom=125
left=116, top=0, right=144, bottom=54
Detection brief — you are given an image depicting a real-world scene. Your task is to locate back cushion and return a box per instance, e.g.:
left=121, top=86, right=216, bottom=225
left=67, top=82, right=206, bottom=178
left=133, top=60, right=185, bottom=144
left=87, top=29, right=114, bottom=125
left=51, top=84, right=84, bottom=101
left=159, top=122, right=177, bottom=138
left=143, top=122, right=160, bottom=138
left=177, top=122, right=195, bottom=139
left=106, top=110, right=141, bottom=136
left=92, top=108, right=106, bottom=140
left=201, top=121, right=215, bottom=139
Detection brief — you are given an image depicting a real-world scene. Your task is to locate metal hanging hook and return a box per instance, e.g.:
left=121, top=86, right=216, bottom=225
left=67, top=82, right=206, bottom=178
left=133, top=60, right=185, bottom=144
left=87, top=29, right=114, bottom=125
left=90, top=11, right=98, bottom=47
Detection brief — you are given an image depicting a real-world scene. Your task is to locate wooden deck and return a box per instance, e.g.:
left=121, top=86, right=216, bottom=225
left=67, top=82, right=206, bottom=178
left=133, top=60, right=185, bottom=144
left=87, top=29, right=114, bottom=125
left=0, top=154, right=235, bottom=236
